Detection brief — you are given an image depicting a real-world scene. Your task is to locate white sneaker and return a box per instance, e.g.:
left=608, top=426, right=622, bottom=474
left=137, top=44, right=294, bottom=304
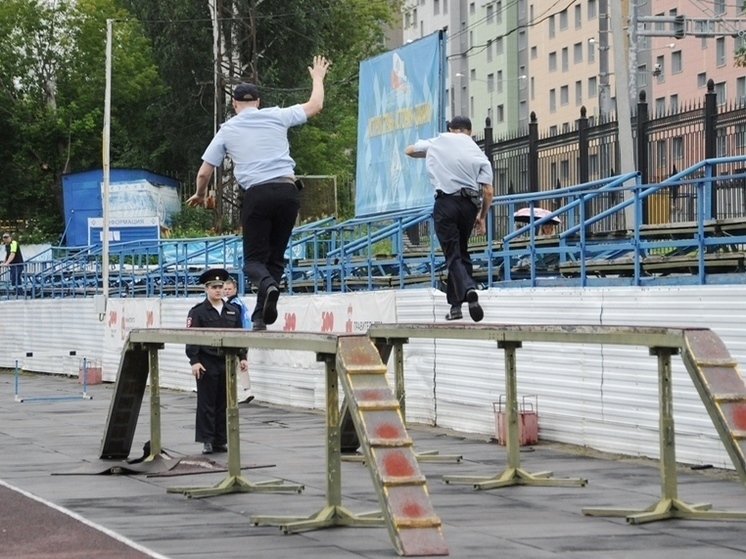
left=237, top=391, right=255, bottom=404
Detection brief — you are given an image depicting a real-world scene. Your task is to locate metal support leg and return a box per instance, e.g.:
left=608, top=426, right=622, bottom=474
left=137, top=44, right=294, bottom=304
left=582, top=347, right=746, bottom=523
left=445, top=341, right=586, bottom=489
left=252, top=353, right=383, bottom=532
left=168, top=351, right=302, bottom=499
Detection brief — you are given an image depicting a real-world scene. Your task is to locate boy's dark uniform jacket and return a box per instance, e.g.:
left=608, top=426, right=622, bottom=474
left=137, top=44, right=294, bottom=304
left=185, top=300, right=248, bottom=363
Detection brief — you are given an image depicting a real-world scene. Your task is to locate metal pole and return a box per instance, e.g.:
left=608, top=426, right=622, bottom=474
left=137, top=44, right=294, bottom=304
left=609, top=0, right=637, bottom=225
left=598, top=0, right=611, bottom=119
left=101, top=19, right=113, bottom=315
left=628, top=0, right=639, bottom=107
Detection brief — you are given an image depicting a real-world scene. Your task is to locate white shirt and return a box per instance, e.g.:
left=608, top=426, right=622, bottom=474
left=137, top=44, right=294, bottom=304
left=410, top=132, right=493, bottom=195
left=202, top=105, right=308, bottom=189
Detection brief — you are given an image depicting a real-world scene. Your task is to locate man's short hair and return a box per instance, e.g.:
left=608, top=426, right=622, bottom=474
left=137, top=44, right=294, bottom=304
left=233, top=83, right=259, bottom=102
left=448, top=116, right=472, bottom=132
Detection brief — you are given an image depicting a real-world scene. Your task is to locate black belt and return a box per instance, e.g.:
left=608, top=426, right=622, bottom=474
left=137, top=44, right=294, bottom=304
left=435, top=188, right=477, bottom=199
left=248, top=176, right=296, bottom=188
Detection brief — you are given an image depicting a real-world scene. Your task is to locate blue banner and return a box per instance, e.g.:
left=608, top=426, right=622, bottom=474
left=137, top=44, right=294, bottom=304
left=355, top=31, right=445, bottom=216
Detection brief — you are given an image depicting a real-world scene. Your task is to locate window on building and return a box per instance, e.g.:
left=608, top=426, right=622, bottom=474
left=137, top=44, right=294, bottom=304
left=550, top=89, right=556, bottom=113
left=655, top=97, right=666, bottom=115
left=530, top=76, right=535, bottom=100
left=549, top=125, right=558, bottom=137
left=672, top=137, right=684, bottom=160
left=496, top=1, right=502, bottom=23
left=549, top=51, right=557, bottom=72
left=697, top=72, right=707, bottom=88
left=588, top=40, right=595, bottom=63
left=716, top=37, right=726, bottom=66
left=575, top=4, right=582, bottom=28
left=518, top=0, right=526, bottom=17
left=496, top=37, right=504, bottom=55
left=531, top=46, right=537, bottom=59
left=562, top=47, right=569, bottom=71
left=588, top=0, right=597, bottom=19
left=573, top=42, right=583, bottom=64
left=715, top=81, right=726, bottom=105
left=470, top=2, right=475, bottom=15
left=487, top=4, right=494, bottom=23
left=670, top=94, right=678, bottom=112
left=560, top=85, right=569, bottom=105
left=444, top=0, right=448, bottom=14
left=589, top=153, right=599, bottom=176
left=487, top=40, right=493, bottom=63
left=470, top=69, right=476, bottom=81
left=736, top=124, right=746, bottom=149
left=656, top=139, right=667, bottom=168
left=519, top=66, right=527, bottom=90
left=470, top=95, right=474, bottom=118
left=714, top=0, right=725, bottom=16
left=562, top=123, right=570, bottom=134
left=549, top=15, right=555, bottom=38
left=654, top=12, right=665, bottom=31
left=519, top=31, right=527, bottom=51
left=487, top=73, right=495, bottom=93
left=672, top=51, right=682, bottom=73
left=737, top=76, right=746, bottom=104
left=496, top=71, right=502, bottom=93
left=434, top=0, right=440, bottom=15
left=575, top=80, right=583, bottom=105
left=497, top=104, right=505, bottom=123
left=559, top=8, right=568, bottom=29
left=588, top=76, right=597, bottom=98
left=638, top=64, right=647, bottom=87
left=519, top=100, right=527, bottom=120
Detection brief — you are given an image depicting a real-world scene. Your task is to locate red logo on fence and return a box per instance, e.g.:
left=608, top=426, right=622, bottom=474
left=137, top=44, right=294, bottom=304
left=283, top=312, right=297, bottom=331
left=145, top=310, right=154, bottom=327
left=321, top=311, right=334, bottom=332
left=108, top=311, right=117, bottom=327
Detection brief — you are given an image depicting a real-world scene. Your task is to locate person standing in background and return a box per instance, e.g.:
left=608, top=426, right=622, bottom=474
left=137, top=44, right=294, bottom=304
left=223, top=277, right=255, bottom=404
left=1, top=232, right=24, bottom=294
left=186, top=268, right=248, bottom=454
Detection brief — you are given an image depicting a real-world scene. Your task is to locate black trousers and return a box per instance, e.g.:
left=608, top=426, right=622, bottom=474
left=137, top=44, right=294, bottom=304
left=195, top=355, right=227, bottom=446
left=241, top=182, right=300, bottom=321
left=433, top=194, right=479, bottom=307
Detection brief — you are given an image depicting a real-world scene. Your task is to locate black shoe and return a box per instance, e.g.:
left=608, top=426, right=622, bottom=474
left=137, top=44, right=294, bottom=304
left=252, top=319, right=267, bottom=331
left=202, top=443, right=213, bottom=455
left=213, top=444, right=227, bottom=453
left=466, top=289, right=483, bottom=322
left=445, top=307, right=463, bottom=321
left=262, top=285, right=280, bottom=325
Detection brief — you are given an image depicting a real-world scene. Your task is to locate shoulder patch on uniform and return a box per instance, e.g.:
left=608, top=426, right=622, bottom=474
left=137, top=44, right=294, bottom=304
left=186, top=316, right=192, bottom=327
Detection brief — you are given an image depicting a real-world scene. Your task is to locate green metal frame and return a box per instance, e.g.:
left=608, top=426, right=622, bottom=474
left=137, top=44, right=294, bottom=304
left=368, top=323, right=746, bottom=522
left=250, top=352, right=385, bottom=532
left=166, top=351, right=302, bottom=498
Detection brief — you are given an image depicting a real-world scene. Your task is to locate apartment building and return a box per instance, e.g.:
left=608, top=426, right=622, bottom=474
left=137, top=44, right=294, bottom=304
left=401, top=0, right=745, bottom=136
left=643, top=0, right=746, bottom=115
left=401, top=0, right=525, bottom=133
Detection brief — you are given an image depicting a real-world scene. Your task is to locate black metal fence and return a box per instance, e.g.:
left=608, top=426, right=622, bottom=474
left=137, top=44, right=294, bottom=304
left=476, top=79, right=746, bottom=236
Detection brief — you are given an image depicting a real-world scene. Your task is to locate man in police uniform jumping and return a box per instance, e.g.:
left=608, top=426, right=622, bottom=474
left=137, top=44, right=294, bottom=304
left=186, top=268, right=248, bottom=454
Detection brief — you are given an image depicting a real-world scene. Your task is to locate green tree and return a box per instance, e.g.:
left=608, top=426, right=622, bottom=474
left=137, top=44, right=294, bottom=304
left=0, top=0, right=165, bottom=240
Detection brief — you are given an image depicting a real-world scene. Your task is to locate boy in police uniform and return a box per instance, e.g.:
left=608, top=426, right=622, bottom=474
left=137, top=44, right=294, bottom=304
left=186, top=268, right=248, bottom=454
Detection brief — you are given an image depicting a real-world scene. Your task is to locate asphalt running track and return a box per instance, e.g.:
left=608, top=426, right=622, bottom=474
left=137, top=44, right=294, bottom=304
left=0, top=481, right=166, bottom=559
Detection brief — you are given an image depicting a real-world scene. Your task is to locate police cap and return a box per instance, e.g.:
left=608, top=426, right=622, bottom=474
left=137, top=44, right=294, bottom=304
left=198, top=268, right=230, bottom=286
